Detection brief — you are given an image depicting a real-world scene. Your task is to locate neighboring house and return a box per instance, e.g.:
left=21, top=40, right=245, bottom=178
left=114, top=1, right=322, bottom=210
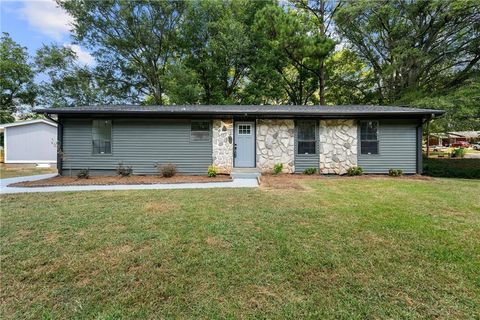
left=0, top=119, right=57, bottom=165
left=36, top=105, right=444, bottom=175
left=429, top=131, right=480, bottom=146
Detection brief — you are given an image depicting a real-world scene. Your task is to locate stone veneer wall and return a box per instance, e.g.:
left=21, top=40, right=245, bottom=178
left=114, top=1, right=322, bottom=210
left=256, top=119, right=295, bottom=173
left=212, top=119, right=233, bottom=173
left=319, top=120, right=358, bottom=175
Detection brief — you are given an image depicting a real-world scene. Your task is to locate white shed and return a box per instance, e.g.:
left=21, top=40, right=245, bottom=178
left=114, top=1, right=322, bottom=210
left=0, top=119, right=57, bottom=164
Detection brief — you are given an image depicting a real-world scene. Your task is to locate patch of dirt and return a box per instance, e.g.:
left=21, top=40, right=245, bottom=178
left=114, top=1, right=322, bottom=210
left=144, top=202, right=182, bottom=214
left=9, top=174, right=232, bottom=187
left=205, top=236, right=231, bottom=249
left=259, top=173, right=434, bottom=189
left=259, top=174, right=324, bottom=190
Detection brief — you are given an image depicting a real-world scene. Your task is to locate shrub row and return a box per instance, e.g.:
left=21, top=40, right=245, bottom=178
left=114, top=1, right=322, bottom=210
left=423, top=158, right=480, bottom=179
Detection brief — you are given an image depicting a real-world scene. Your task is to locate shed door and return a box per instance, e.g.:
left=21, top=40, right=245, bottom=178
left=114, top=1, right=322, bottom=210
left=234, top=122, right=255, bottom=167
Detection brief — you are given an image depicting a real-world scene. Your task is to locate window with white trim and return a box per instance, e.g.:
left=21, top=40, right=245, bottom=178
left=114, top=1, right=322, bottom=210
left=360, top=121, right=379, bottom=154
left=191, top=120, right=210, bottom=141
left=92, top=120, right=112, bottom=155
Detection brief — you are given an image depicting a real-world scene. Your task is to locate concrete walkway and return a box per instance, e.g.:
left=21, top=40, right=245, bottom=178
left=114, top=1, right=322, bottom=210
left=0, top=174, right=258, bottom=194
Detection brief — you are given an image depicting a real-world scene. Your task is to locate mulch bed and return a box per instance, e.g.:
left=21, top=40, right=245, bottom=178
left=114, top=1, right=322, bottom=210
left=260, top=173, right=433, bottom=190
left=9, top=174, right=232, bottom=188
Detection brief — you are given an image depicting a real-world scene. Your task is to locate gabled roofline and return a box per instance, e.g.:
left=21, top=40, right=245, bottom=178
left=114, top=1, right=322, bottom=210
left=0, top=119, right=58, bottom=129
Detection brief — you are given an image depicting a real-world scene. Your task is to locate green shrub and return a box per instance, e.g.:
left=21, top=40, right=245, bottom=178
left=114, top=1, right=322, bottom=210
left=388, top=169, right=403, bottom=177
left=346, top=166, right=363, bottom=176
left=208, top=165, right=217, bottom=177
left=77, top=169, right=90, bottom=179
left=303, top=167, right=317, bottom=175
left=423, top=158, right=480, bottom=179
left=156, top=163, right=177, bottom=177
left=116, top=162, right=133, bottom=177
left=273, top=163, right=283, bottom=175
left=452, top=147, right=467, bottom=158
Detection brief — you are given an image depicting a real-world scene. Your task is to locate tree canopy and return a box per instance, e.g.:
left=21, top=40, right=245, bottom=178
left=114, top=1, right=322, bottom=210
left=0, top=0, right=478, bottom=132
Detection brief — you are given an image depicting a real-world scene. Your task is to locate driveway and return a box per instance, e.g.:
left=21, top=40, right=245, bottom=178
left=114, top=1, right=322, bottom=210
left=0, top=174, right=258, bottom=194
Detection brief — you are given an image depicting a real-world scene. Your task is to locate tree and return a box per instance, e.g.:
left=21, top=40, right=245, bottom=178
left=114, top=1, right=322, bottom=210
left=34, top=44, right=119, bottom=108
left=59, top=0, right=186, bottom=105
left=324, top=49, right=377, bottom=105
left=252, top=4, right=333, bottom=105
left=177, top=0, right=269, bottom=104
left=290, top=0, right=340, bottom=104
left=0, top=33, right=36, bottom=123
left=397, top=78, right=480, bottom=133
left=335, top=0, right=480, bottom=103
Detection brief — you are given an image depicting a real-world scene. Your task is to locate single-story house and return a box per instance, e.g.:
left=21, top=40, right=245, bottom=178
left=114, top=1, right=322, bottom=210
left=36, top=105, right=444, bottom=176
left=429, top=131, right=480, bottom=146
left=0, top=119, right=57, bottom=165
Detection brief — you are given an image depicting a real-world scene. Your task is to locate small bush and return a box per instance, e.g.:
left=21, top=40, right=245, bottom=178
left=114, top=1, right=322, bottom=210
left=347, top=166, right=363, bottom=176
left=208, top=165, right=217, bottom=177
left=452, top=147, right=467, bottom=158
left=388, top=169, right=403, bottom=177
left=273, top=163, right=283, bottom=175
left=116, top=162, right=133, bottom=177
left=303, top=167, right=317, bottom=175
left=77, top=168, right=90, bottom=179
left=156, top=163, right=176, bottom=178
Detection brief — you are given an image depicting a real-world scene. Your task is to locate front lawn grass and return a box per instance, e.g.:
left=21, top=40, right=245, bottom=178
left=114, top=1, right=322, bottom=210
left=1, top=178, right=479, bottom=319
left=0, top=164, right=57, bottom=179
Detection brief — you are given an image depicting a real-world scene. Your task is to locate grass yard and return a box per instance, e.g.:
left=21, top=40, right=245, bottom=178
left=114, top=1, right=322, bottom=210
left=1, top=177, right=480, bottom=319
left=0, top=164, right=57, bottom=179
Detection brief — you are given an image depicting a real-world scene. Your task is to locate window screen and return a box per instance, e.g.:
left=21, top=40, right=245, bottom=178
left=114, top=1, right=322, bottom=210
left=360, top=121, right=379, bottom=154
left=191, top=120, right=210, bottom=141
left=297, top=120, right=316, bottom=154
left=92, top=120, right=112, bottom=154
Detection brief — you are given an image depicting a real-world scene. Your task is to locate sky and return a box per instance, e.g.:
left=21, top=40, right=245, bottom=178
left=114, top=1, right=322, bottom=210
left=0, top=0, right=93, bottom=65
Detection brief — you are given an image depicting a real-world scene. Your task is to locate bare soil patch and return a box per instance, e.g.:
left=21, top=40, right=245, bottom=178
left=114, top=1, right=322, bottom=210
left=9, top=174, right=231, bottom=187
left=259, top=174, right=322, bottom=189
left=260, top=173, right=433, bottom=189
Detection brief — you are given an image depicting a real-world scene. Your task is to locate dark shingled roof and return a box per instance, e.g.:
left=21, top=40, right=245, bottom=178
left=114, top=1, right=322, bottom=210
left=36, top=105, right=444, bottom=118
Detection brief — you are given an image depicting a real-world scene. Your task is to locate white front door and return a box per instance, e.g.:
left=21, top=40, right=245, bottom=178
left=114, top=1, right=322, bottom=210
left=234, top=122, right=255, bottom=167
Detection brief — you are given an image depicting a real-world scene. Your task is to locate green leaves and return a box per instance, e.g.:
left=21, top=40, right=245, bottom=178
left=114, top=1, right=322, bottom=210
left=0, top=33, right=36, bottom=122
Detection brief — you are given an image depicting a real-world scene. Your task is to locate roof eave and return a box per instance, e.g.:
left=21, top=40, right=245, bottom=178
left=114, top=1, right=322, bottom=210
left=36, top=109, right=445, bottom=118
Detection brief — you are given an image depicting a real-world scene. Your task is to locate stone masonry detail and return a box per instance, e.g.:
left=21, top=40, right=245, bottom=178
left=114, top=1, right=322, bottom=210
left=212, top=119, right=233, bottom=173
left=256, top=119, right=295, bottom=173
left=319, top=119, right=358, bottom=175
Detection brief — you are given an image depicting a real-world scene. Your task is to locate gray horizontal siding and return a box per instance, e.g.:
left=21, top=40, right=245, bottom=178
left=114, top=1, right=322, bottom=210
left=295, top=120, right=319, bottom=173
left=358, top=120, right=418, bottom=174
left=62, top=118, right=212, bottom=175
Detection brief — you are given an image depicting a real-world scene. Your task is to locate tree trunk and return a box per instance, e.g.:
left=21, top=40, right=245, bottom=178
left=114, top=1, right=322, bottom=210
left=319, top=60, right=326, bottom=105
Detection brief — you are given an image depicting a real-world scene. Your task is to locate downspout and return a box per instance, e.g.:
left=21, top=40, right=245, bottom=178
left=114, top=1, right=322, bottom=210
left=44, top=113, right=63, bottom=175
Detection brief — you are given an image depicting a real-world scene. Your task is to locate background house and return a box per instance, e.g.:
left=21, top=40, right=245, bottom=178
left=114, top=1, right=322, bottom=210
left=429, top=131, right=480, bottom=146
left=0, top=119, right=57, bottom=166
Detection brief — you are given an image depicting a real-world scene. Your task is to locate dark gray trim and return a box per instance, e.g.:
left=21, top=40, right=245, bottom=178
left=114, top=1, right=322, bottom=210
left=57, top=116, right=63, bottom=175
left=417, top=121, right=423, bottom=174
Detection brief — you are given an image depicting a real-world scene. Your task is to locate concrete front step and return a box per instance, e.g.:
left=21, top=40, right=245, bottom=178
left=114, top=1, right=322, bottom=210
left=231, top=168, right=261, bottom=179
